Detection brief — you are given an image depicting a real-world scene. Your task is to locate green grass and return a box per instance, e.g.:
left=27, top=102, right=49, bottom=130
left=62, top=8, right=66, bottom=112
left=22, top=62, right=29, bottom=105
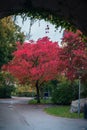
left=44, top=106, right=84, bottom=119
left=28, top=98, right=52, bottom=104
left=29, top=99, right=84, bottom=119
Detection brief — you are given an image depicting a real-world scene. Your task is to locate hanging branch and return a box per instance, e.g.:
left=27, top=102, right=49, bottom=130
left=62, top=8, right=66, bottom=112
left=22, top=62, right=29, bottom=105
left=28, top=18, right=37, bottom=40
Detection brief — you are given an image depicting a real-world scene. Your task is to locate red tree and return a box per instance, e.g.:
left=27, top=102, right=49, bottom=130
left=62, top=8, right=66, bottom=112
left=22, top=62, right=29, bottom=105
left=60, top=30, right=87, bottom=81
left=2, top=37, right=61, bottom=103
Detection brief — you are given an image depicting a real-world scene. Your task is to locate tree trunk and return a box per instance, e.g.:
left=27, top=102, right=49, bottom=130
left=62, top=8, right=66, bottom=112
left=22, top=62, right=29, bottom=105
left=36, top=80, right=40, bottom=103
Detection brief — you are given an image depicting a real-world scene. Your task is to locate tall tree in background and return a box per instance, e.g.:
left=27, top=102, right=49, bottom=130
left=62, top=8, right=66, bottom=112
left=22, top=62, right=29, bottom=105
left=60, top=30, right=87, bottom=82
left=0, top=16, right=25, bottom=69
left=2, top=37, right=61, bottom=103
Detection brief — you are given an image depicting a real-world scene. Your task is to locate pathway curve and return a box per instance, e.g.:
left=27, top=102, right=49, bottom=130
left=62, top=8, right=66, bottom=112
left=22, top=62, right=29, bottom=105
left=0, top=97, right=87, bottom=130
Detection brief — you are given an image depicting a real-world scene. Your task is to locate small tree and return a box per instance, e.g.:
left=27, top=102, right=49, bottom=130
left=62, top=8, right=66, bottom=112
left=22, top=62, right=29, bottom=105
left=2, top=37, right=61, bottom=103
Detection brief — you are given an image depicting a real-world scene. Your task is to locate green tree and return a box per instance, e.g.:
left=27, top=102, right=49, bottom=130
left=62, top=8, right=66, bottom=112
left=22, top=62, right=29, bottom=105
left=0, top=16, right=25, bottom=69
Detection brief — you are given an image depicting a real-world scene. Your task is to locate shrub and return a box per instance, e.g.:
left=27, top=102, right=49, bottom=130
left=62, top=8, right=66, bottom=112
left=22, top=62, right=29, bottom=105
left=51, top=80, right=78, bottom=105
left=0, top=71, right=15, bottom=98
left=81, top=82, right=87, bottom=98
left=16, top=91, right=36, bottom=97
left=0, top=84, right=15, bottom=98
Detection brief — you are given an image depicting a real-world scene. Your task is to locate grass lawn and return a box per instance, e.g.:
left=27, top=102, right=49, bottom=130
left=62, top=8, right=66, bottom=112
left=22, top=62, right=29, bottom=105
left=44, top=106, right=84, bottom=119
left=29, top=99, right=84, bottom=119
left=28, top=98, right=52, bottom=104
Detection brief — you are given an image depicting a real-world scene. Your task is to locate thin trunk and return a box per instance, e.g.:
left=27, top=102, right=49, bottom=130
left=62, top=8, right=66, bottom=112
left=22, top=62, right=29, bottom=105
left=36, top=80, right=40, bottom=103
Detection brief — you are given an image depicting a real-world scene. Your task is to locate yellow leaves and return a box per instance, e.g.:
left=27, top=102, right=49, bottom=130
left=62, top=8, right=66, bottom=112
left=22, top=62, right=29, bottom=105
left=17, top=84, right=35, bottom=93
left=0, top=16, right=16, bottom=38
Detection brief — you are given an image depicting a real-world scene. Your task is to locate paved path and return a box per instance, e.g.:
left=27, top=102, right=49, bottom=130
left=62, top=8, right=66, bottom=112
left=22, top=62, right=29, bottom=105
left=0, top=96, right=33, bottom=104
left=0, top=97, right=87, bottom=130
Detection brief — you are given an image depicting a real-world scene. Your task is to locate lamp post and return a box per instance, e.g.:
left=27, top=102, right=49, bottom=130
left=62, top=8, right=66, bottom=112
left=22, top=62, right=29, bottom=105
left=78, top=75, right=81, bottom=118
left=74, top=68, right=83, bottom=118
left=76, top=69, right=87, bottom=118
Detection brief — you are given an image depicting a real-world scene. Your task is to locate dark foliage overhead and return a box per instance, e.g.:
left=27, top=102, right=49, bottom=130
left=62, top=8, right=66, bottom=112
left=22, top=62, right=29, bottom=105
left=0, top=0, right=87, bottom=35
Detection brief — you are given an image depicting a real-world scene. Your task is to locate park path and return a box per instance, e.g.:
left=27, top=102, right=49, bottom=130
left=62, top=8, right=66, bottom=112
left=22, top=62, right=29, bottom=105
left=0, top=97, right=87, bottom=130
left=0, top=96, right=33, bottom=104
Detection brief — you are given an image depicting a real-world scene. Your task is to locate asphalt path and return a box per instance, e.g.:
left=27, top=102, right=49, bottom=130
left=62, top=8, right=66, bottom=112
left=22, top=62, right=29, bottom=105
left=0, top=97, right=87, bottom=130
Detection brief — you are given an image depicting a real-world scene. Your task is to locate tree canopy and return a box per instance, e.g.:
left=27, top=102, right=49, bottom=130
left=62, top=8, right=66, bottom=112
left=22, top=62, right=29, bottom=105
left=2, top=37, right=62, bottom=102
left=0, top=16, right=25, bottom=69
left=60, top=30, right=87, bottom=82
left=2, top=30, right=87, bottom=102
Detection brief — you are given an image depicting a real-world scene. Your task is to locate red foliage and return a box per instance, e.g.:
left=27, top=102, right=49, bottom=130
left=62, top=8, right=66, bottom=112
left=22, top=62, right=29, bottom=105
left=60, top=30, right=87, bottom=81
left=2, top=37, right=61, bottom=85
left=2, top=32, right=87, bottom=84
